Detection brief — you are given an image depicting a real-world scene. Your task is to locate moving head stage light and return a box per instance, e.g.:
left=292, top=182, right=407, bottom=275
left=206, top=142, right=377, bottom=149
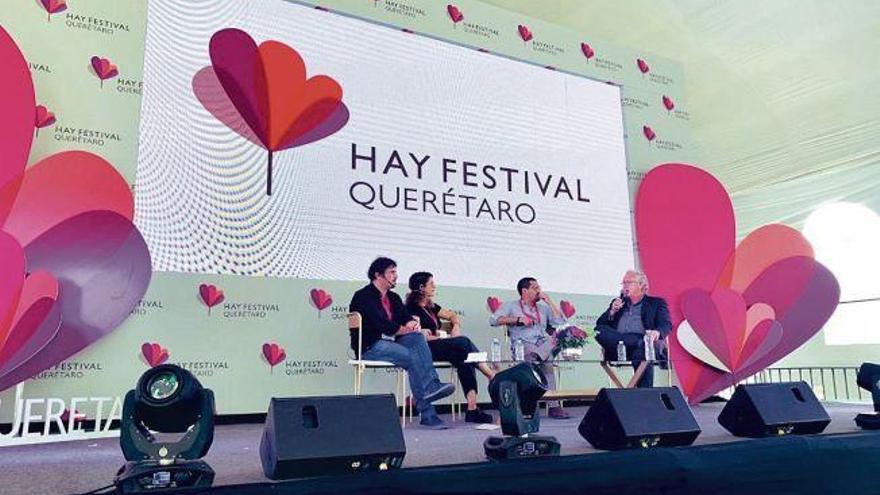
left=115, top=364, right=216, bottom=493
left=483, top=363, right=561, bottom=460
left=856, top=362, right=880, bottom=430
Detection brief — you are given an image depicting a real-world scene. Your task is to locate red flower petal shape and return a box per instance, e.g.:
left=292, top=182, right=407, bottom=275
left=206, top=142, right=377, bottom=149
left=1, top=151, right=134, bottom=247
left=0, top=232, right=26, bottom=349
left=0, top=27, right=35, bottom=223
left=636, top=164, right=736, bottom=326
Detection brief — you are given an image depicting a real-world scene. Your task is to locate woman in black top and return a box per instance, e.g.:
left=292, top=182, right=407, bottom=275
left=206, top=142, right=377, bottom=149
left=406, top=272, right=495, bottom=424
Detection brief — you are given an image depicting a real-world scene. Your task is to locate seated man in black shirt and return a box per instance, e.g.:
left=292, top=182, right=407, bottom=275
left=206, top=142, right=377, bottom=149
left=594, top=270, right=671, bottom=387
left=349, top=257, right=455, bottom=429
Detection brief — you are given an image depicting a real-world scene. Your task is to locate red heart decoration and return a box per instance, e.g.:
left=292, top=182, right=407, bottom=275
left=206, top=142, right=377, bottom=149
left=580, top=42, right=595, bottom=60
left=447, top=5, right=464, bottom=23
left=90, top=56, right=118, bottom=86
left=310, top=288, right=333, bottom=312
left=662, top=95, right=674, bottom=111
left=35, top=105, right=56, bottom=129
left=636, top=165, right=841, bottom=404
left=637, top=58, right=650, bottom=74
left=643, top=125, right=656, bottom=141
left=560, top=300, right=576, bottom=319
left=141, top=342, right=169, bottom=367
left=262, top=342, right=286, bottom=368
left=40, top=0, right=67, bottom=17
left=199, top=283, right=225, bottom=313
left=487, top=296, right=502, bottom=313
left=517, top=25, right=533, bottom=42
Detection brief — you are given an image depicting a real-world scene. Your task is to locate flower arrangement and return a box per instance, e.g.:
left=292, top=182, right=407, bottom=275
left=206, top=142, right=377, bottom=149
left=552, top=325, right=590, bottom=360
left=555, top=325, right=589, bottom=349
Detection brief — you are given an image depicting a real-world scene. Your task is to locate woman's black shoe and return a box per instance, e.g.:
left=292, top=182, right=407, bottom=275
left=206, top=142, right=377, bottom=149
left=465, top=409, right=494, bottom=424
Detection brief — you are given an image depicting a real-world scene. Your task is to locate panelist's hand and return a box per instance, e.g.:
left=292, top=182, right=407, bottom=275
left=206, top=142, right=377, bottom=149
left=539, top=292, right=552, bottom=304
left=610, top=298, right=624, bottom=315
left=645, top=330, right=661, bottom=342
left=520, top=315, right=535, bottom=326
left=404, top=320, right=421, bottom=332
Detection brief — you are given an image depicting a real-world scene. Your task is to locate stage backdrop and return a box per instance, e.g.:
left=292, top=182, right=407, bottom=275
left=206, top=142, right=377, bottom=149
left=0, top=0, right=694, bottom=421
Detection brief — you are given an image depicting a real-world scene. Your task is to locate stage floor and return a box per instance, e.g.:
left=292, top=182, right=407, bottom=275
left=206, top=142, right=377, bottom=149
left=0, top=401, right=870, bottom=494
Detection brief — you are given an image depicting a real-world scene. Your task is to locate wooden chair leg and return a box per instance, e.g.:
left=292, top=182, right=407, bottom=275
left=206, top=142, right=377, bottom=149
left=626, top=361, right=650, bottom=388
left=601, top=362, right=626, bottom=388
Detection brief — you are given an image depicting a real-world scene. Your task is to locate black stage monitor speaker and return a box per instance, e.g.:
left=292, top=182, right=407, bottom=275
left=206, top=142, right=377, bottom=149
left=578, top=387, right=701, bottom=450
left=259, top=394, right=405, bottom=479
left=718, top=382, right=831, bottom=438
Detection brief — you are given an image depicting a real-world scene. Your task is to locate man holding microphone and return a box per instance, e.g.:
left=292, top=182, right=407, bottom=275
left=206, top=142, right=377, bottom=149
left=594, top=270, right=671, bottom=388
left=349, top=257, right=455, bottom=429
left=489, top=277, right=569, bottom=419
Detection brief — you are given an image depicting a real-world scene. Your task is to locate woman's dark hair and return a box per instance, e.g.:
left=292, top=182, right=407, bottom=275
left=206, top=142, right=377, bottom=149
left=367, top=257, right=397, bottom=281
left=405, top=271, right=433, bottom=306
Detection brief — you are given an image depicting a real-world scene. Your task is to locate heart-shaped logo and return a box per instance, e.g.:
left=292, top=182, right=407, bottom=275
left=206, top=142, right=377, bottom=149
left=642, top=125, right=656, bottom=142
left=662, top=95, right=674, bottom=112
left=309, top=288, right=333, bottom=316
left=447, top=4, right=464, bottom=24
left=34, top=104, right=56, bottom=136
left=141, top=342, right=169, bottom=368
left=560, top=300, right=576, bottom=319
left=39, top=0, right=67, bottom=21
left=580, top=42, right=595, bottom=60
left=636, top=164, right=840, bottom=404
left=199, top=283, right=225, bottom=314
left=90, top=56, right=118, bottom=88
left=517, top=24, right=533, bottom=43
left=487, top=296, right=502, bottom=313
left=193, top=28, right=349, bottom=196
left=262, top=342, right=286, bottom=372
left=637, top=58, right=650, bottom=74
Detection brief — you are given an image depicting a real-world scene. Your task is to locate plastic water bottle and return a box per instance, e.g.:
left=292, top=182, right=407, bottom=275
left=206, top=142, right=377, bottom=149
left=616, top=341, right=627, bottom=362
left=514, top=339, right=525, bottom=361
left=491, top=338, right=502, bottom=363
left=644, top=335, right=656, bottom=361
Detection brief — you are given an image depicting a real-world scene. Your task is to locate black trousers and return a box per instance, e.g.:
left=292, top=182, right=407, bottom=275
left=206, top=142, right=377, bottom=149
left=595, top=325, right=653, bottom=388
left=427, top=336, right=480, bottom=395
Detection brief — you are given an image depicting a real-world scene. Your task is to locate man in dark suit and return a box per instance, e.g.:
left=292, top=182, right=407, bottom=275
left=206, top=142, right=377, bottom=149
left=594, top=270, right=671, bottom=387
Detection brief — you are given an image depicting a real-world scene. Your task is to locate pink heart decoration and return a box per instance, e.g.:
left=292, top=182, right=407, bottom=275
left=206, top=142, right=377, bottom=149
left=487, top=296, right=502, bottom=313
left=262, top=342, right=286, bottom=371
left=40, top=0, right=67, bottom=20
left=90, top=56, right=118, bottom=87
left=35, top=105, right=56, bottom=131
left=642, top=125, right=656, bottom=142
left=636, top=164, right=840, bottom=404
left=637, top=58, right=650, bottom=74
left=662, top=95, right=674, bottom=111
left=310, top=288, right=333, bottom=313
left=199, top=284, right=225, bottom=314
left=517, top=25, right=533, bottom=42
left=141, top=342, right=169, bottom=367
left=447, top=4, right=464, bottom=24
left=580, top=42, right=595, bottom=60
left=560, top=300, right=576, bottom=319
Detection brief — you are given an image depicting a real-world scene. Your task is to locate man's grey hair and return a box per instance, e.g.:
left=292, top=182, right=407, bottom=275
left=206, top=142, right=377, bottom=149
left=626, top=269, right=649, bottom=291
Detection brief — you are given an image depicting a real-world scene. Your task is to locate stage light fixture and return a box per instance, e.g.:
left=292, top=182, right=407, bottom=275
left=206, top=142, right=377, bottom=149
left=483, top=363, right=561, bottom=460
left=855, top=362, right=880, bottom=430
left=115, top=364, right=216, bottom=493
